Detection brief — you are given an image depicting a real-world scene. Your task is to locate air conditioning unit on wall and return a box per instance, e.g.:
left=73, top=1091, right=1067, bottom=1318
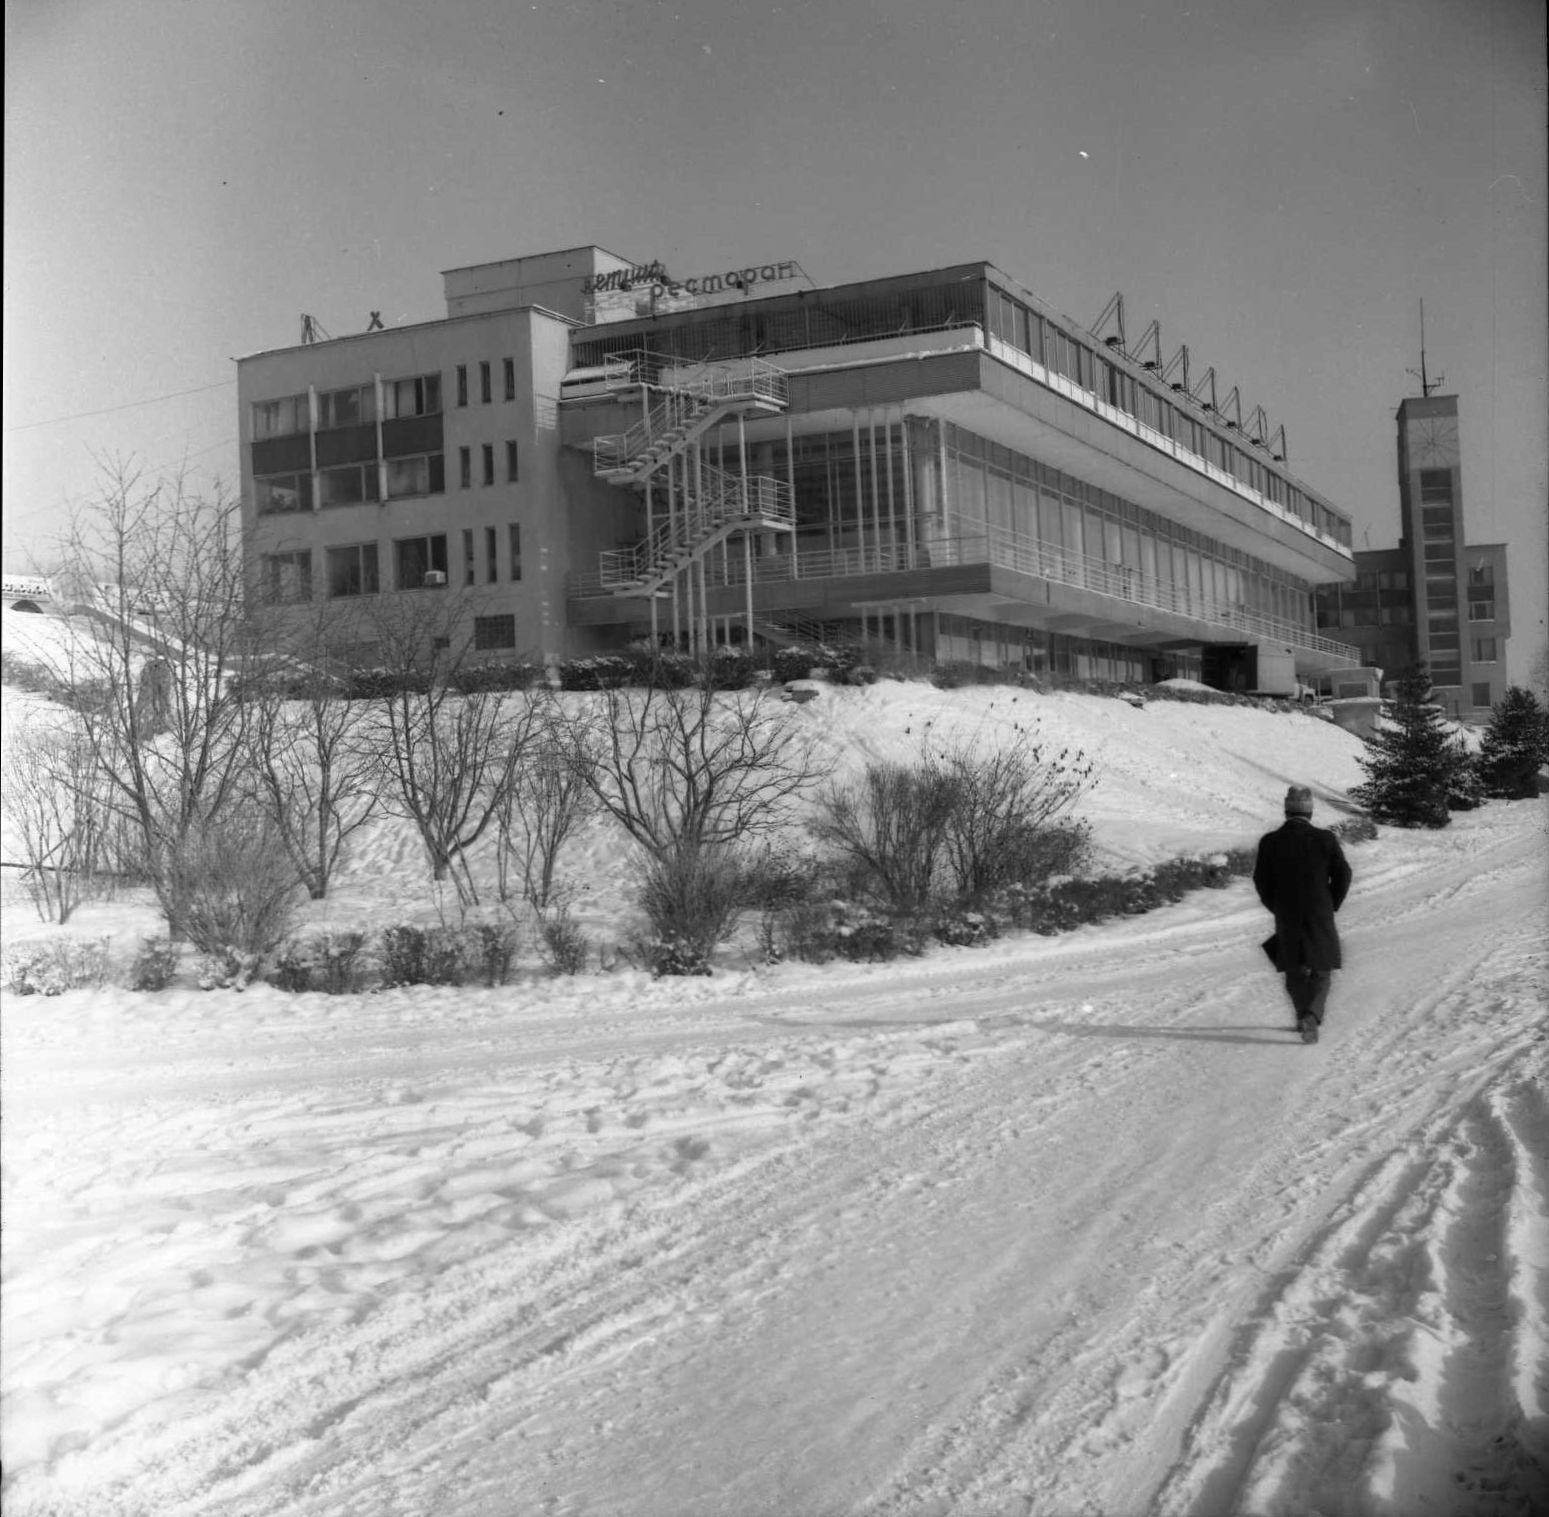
left=422, top=570, right=447, bottom=587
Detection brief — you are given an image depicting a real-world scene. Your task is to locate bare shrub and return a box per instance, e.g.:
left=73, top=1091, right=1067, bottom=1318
left=636, top=842, right=748, bottom=974
left=812, top=761, right=958, bottom=913
left=379, top=924, right=466, bottom=987
left=537, top=906, right=589, bottom=976
left=814, top=730, right=1093, bottom=913
left=163, top=808, right=300, bottom=958
left=469, top=921, right=520, bottom=986
left=936, top=733, right=1094, bottom=902
left=1, top=715, right=107, bottom=923
left=3, top=938, right=111, bottom=995
left=130, top=936, right=179, bottom=991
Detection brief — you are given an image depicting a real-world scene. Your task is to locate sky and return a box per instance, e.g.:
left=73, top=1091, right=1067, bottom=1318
left=5, top=0, right=1546, bottom=679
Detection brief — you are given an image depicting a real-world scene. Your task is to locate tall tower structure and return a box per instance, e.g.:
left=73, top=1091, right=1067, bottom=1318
left=1394, top=394, right=1510, bottom=713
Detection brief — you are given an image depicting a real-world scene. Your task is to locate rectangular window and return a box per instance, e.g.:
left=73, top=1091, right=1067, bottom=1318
left=326, top=542, right=379, bottom=599
left=482, top=443, right=495, bottom=487
left=1423, top=541, right=1453, bottom=562
left=456, top=365, right=469, bottom=407
left=318, top=463, right=379, bottom=507
left=382, top=373, right=442, bottom=418
left=1378, top=569, right=1409, bottom=590
left=506, top=440, right=519, bottom=482
left=254, top=473, right=313, bottom=515
left=503, top=358, right=515, bottom=402
left=1472, top=682, right=1492, bottom=708
left=1468, top=598, right=1494, bottom=621
left=486, top=525, right=498, bottom=583
left=474, top=614, right=516, bottom=651
left=316, top=384, right=373, bottom=430
left=1468, top=564, right=1494, bottom=588
left=1358, top=571, right=1378, bottom=591
left=459, top=446, right=472, bottom=489
left=253, top=394, right=308, bottom=438
left=508, top=522, right=522, bottom=581
left=1380, top=604, right=1410, bottom=625
left=480, top=361, right=492, bottom=404
left=261, top=550, right=312, bottom=603
left=463, top=528, right=475, bottom=586
left=384, top=453, right=444, bottom=499
left=1419, top=468, right=1452, bottom=503
left=1471, top=638, right=1498, bottom=662
left=394, top=533, right=448, bottom=589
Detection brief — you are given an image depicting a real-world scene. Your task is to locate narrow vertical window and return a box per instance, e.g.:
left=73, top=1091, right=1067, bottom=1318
left=503, top=358, right=515, bottom=401
left=486, top=525, right=498, bottom=583
left=480, top=361, right=492, bottom=404
left=506, top=440, right=519, bottom=482
left=482, top=444, right=494, bottom=486
left=459, top=446, right=471, bottom=489
left=456, top=365, right=468, bottom=407
left=462, top=528, right=475, bottom=586
left=508, top=522, right=522, bottom=581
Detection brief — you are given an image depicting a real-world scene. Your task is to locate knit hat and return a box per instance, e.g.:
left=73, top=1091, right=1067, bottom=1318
left=1284, top=785, right=1315, bottom=816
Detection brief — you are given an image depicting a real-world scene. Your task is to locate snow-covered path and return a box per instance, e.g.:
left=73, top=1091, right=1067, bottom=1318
left=3, top=805, right=1546, bottom=1516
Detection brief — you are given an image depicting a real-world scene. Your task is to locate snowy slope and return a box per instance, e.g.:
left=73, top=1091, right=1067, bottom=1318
left=2, top=654, right=1546, bottom=1516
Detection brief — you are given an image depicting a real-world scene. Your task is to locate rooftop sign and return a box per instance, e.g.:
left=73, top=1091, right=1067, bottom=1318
left=585, top=258, right=806, bottom=323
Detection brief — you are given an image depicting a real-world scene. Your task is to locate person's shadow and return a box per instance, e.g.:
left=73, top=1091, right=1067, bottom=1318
left=1025, top=1018, right=1295, bottom=1047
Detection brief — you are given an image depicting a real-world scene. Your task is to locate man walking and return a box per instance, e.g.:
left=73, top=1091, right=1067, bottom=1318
left=1253, top=785, right=1352, bottom=1044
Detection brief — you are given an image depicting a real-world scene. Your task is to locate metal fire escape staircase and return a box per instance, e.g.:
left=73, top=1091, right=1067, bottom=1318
left=590, top=356, right=793, bottom=596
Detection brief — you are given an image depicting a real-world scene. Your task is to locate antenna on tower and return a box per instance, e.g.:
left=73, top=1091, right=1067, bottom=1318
left=1406, top=300, right=1444, bottom=396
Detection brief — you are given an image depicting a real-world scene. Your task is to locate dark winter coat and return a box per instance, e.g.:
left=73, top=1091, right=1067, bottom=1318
left=1252, top=817, right=1352, bottom=972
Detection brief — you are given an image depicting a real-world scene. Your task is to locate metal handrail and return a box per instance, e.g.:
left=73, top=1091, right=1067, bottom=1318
left=597, top=463, right=795, bottom=589
left=592, top=356, right=789, bottom=475
left=576, top=526, right=1358, bottom=659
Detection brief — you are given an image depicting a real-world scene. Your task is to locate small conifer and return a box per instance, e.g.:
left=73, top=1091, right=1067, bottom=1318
left=1350, top=668, right=1456, bottom=828
left=1477, top=686, right=1549, bottom=800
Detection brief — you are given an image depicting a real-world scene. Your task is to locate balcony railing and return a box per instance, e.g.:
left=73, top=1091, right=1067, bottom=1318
left=571, top=524, right=1360, bottom=660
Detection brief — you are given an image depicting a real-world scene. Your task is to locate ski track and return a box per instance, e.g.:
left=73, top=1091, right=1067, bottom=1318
left=2, top=807, right=1546, bottom=1516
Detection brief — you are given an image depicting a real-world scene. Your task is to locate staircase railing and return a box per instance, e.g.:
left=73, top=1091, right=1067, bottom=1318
left=592, top=356, right=789, bottom=477
left=598, top=462, right=794, bottom=591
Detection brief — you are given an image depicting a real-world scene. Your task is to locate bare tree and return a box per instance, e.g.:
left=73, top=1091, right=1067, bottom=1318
left=1, top=714, right=106, bottom=923
left=572, top=683, right=818, bottom=861
left=366, top=597, right=538, bottom=907
left=48, top=463, right=257, bottom=934
left=568, top=683, right=818, bottom=970
left=244, top=603, right=382, bottom=899
left=497, top=699, right=598, bottom=908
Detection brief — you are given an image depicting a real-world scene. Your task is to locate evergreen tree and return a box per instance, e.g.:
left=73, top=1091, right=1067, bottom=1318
left=1350, top=668, right=1456, bottom=828
left=1477, top=686, right=1549, bottom=800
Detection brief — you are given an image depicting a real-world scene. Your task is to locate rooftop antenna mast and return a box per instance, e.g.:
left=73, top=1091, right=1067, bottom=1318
left=1407, top=300, right=1444, bottom=396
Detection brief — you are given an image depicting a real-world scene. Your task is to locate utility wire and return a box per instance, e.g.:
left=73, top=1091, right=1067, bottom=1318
left=4, top=379, right=236, bottom=434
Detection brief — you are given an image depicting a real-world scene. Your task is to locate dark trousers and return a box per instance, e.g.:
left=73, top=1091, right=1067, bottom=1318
left=1283, top=968, right=1331, bottom=1024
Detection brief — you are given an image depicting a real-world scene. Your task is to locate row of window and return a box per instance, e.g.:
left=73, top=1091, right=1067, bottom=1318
left=458, top=441, right=519, bottom=488
left=984, top=286, right=1351, bottom=546
left=255, top=453, right=446, bottom=514
left=260, top=525, right=523, bottom=602
left=455, top=359, right=517, bottom=407
left=253, top=373, right=445, bottom=439
left=252, top=357, right=523, bottom=440
left=935, top=422, right=1316, bottom=629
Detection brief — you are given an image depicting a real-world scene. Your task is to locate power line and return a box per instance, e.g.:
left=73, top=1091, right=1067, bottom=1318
left=4, top=378, right=236, bottom=434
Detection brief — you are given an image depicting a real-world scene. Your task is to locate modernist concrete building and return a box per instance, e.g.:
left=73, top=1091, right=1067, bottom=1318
left=238, top=246, right=1361, bottom=686
left=1315, top=394, right=1511, bottom=715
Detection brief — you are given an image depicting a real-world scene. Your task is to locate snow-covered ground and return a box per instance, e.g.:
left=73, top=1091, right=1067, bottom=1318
left=3, top=612, right=1546, bottom=1516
